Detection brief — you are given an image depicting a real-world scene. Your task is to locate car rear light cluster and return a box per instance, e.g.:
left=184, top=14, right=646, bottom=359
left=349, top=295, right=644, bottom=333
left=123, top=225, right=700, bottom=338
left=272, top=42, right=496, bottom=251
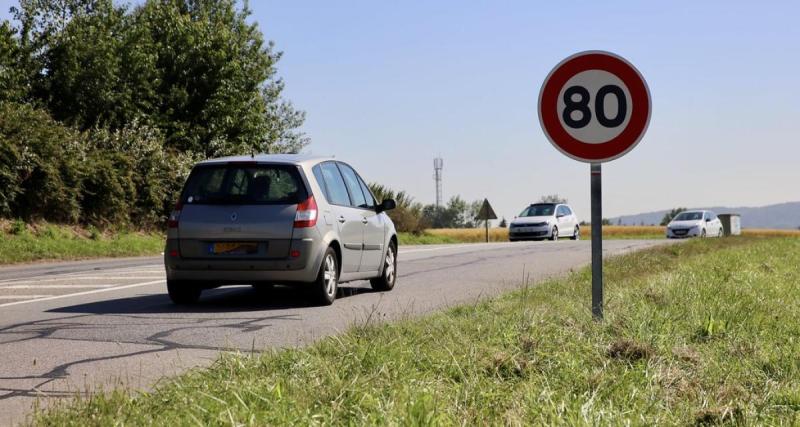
left=293, top=196, right=318, bottom=228
left=167, top=202, right=182, bottom=228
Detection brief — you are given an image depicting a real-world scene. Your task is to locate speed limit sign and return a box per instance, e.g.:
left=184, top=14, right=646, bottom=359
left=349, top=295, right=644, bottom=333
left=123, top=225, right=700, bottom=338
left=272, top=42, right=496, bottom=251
left=538, top=50, right=651, bottom=163
left=537, top=51, right=651, bottom=320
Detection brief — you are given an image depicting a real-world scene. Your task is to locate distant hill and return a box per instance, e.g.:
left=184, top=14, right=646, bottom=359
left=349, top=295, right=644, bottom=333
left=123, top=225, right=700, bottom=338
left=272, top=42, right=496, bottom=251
left=610, top=202, right=800, bottom=229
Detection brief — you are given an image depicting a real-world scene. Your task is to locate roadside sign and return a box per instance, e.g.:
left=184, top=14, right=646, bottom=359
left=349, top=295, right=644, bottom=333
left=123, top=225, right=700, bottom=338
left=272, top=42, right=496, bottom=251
left=537, top=51, right=651, bottom=319
left=476, top=199, right=497, bottom=221
left=538, top=50, right=651, bottom=163
left=476, top=199, right=497, bottom=243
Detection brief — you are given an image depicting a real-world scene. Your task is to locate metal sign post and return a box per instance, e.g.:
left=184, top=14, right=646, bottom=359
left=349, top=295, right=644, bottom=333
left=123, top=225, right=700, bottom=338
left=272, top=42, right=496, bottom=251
left=537, top=51, right=651, bottom=320
left=590, top=163, right=603, bottom=319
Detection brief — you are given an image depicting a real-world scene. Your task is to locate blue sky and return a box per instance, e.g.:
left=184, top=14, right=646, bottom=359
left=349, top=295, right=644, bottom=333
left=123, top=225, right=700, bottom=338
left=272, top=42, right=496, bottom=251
left=3, top=1, right=798, bottom=221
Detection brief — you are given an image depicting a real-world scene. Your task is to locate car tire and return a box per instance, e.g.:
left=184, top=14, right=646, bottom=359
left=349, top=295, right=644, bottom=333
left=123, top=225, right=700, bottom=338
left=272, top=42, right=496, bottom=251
left=370, top=241, right=397, bottom=291
left=311, top=247, right=338, bottom=306
left=718, top=228, right=724, bottom=238
left=549, top=226, right=558, bottom=241
left=570, top=226, right=580, bottom=240
left=700, top=229, right=706, bottom=238
left=167, top=280, right=201, bottom=305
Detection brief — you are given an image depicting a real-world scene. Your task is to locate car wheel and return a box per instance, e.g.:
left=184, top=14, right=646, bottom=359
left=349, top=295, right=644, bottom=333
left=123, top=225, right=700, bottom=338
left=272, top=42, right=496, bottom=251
left=700, top=229, right=706, bottom=238
left=570, top=226, right=580, bottom=240
left=549, top=226, right=558, bottom=241
left=311, top=247, right=338, bottom=306
left=718, top=228, right=724, bottom=238
left=370, top=242, right=397, bottom=291
left=167, top=280, right=201, bottom=305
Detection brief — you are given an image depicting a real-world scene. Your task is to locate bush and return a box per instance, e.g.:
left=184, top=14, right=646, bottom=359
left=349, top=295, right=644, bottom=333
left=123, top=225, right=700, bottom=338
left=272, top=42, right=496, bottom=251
left=0, top=103, right=193, bottom=228
left=0, top=102, right=84, bottom=222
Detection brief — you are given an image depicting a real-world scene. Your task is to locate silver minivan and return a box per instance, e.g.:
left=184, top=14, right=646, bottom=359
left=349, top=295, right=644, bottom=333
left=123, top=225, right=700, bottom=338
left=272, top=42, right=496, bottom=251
left=164, top=154, right=398, bottom=305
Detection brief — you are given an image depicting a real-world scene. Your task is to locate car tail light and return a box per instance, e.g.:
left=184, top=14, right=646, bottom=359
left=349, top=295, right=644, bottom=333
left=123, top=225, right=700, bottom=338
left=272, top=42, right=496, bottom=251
left=168, top=201, right=182, bottom=228
left=294, top=196, right=318, bottom=228
left=169, top=249, right=179, bottom=257
left=290, top=250, right=301, bottom=258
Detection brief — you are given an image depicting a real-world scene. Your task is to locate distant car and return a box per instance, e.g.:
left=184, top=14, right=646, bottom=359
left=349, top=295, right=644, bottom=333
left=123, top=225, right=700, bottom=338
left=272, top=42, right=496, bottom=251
left=508, top=203, right=580, bottom=241
left=164, top=154, right=398, bottom=306
left=665, top=210, right=723, bottom=238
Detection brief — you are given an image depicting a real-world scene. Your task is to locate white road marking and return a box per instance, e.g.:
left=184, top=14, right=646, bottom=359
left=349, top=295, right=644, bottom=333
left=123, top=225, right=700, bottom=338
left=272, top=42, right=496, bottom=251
left=0, top=280, right=165, bottom=308
left=2, top=284, right=116, bottom=289
left=0, top=276, right=163, bottom=286
left=0, top=295, right=53, bottom=300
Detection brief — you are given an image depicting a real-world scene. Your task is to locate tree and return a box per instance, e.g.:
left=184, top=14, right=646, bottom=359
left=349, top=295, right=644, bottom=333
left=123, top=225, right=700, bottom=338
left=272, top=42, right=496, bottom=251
left=10, top=0, right=308, bottom=158
left=660, top=207, right=687, bottom=226
left=368, top=183, right=427, bottom=234
left=539, top=194, right=568, bottom=204
left=0, top=22, right=29, bottom=102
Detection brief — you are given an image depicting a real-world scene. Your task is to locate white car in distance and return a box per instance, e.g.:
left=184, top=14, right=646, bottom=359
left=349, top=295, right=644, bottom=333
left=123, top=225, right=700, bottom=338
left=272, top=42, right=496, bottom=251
left=508, top=203, right=580, bottom=241
left=666, top=210, right=724, bottom=238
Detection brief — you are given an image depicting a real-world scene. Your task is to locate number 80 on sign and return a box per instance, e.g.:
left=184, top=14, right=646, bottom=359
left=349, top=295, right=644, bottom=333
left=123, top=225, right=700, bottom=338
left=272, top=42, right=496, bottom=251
left=538, top=51, right=651, bottom=163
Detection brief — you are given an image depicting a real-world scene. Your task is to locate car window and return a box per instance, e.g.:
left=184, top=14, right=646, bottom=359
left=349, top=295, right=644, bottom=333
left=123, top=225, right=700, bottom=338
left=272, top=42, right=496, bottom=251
left=337, top=163, right=368, bottom=208
left=319, top=162, right=351, bottom=206
left=520, top=204, right=555, bottom=217
left=562, top=206, right=573, bottom=215
left=673, top=212, right=703, bottom=221
left=312, top=165, right=330, bottom=202
left=356, top=175, right=376, bottom=209
left=181, top=164, right=305, bottom=205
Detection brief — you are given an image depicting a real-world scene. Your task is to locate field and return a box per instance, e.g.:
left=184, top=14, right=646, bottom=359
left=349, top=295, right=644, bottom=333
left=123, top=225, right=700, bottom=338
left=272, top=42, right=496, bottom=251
left=0, top=221, right=164, bottom=265
left=32, top=237, right=800, bottom=425
left=409, top=226, right=800, bottom=244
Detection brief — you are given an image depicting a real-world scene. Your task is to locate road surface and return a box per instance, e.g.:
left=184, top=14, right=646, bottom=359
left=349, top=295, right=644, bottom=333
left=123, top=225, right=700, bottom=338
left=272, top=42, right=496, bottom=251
left=0, top=240, right=673, bottom=425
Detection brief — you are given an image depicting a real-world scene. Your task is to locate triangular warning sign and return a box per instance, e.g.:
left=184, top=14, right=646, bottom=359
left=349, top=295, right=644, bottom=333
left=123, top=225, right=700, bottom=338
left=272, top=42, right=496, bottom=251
left=476, top=198, right=497, bottom=220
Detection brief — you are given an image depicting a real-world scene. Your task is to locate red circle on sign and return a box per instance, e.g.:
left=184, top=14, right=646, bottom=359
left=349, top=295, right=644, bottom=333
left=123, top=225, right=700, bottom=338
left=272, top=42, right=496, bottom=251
left=538, top=51, right=651, bottom=163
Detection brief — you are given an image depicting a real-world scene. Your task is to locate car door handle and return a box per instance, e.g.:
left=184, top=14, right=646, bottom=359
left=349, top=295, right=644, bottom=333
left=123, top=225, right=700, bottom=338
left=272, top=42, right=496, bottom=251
left=337, top=216, right=346, bottom=223
left=361, top=217, right=369, bottom=224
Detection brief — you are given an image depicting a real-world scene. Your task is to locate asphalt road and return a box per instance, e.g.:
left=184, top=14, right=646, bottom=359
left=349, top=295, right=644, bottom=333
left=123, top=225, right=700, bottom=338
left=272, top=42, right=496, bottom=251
left=0, top=239, right=673, bottom=425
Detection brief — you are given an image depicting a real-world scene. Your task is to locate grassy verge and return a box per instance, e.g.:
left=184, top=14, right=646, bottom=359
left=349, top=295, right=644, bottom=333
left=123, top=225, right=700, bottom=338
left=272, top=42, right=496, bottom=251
left=33, top=237, right=800, bottom=425
left=0, top=221, right=164, bottom=265
left=408, top=226, right=800, bottom=244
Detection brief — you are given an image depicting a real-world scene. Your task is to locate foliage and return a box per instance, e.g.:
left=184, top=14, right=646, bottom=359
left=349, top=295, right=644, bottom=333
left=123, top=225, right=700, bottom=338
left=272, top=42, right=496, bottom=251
left=0, top=102, right=196, bottom=226
left=421, top=196, right=483, bottom=228
left=660, top=207, right=688, bottom=225
left=538, top=193, right=568, bottom=204
left=0, top=220, right=164, bottom=264
left=0, top=0, right=307, bottom=226
left=368, top=183, right=427, bottom=234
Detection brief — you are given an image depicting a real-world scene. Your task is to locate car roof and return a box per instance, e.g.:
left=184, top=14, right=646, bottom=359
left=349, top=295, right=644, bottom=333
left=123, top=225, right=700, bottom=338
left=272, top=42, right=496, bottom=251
left=196, top=153, right=334, bottom=167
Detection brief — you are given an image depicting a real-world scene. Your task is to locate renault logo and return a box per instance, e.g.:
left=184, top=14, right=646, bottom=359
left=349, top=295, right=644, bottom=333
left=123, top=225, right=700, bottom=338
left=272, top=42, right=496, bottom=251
left=230, top=212, right=238, bottom=222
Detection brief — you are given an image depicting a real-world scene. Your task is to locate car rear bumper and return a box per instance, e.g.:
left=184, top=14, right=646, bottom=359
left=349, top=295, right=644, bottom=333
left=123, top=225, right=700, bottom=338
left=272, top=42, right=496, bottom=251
left=164, top=238, right=322, bottom=283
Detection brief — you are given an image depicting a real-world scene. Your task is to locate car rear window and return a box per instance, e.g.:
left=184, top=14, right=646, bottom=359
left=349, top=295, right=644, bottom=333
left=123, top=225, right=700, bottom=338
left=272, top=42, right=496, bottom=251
left=181, top=164, right=306, bottom=205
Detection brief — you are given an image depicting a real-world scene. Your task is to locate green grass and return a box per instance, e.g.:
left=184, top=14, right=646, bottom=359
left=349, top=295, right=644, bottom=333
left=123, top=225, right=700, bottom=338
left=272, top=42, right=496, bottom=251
left=0, top=221, right=164, bottom=265
left=31, top=237, right=800, bottom=425
left=398, top=231, right=461, bottom=245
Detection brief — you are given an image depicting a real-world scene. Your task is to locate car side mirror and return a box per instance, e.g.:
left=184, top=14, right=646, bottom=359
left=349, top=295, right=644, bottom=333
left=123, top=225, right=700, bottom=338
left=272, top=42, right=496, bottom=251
left=556, top=213, right=565, bottom=218
left=705, top=218, right=711, bottom=222
left=376, top=198, right=396, bottom=213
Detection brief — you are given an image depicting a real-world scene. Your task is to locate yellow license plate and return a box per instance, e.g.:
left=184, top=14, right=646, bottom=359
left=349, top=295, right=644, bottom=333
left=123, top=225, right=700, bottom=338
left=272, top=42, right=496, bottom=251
left=211, top=242, right=258, bottom=255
